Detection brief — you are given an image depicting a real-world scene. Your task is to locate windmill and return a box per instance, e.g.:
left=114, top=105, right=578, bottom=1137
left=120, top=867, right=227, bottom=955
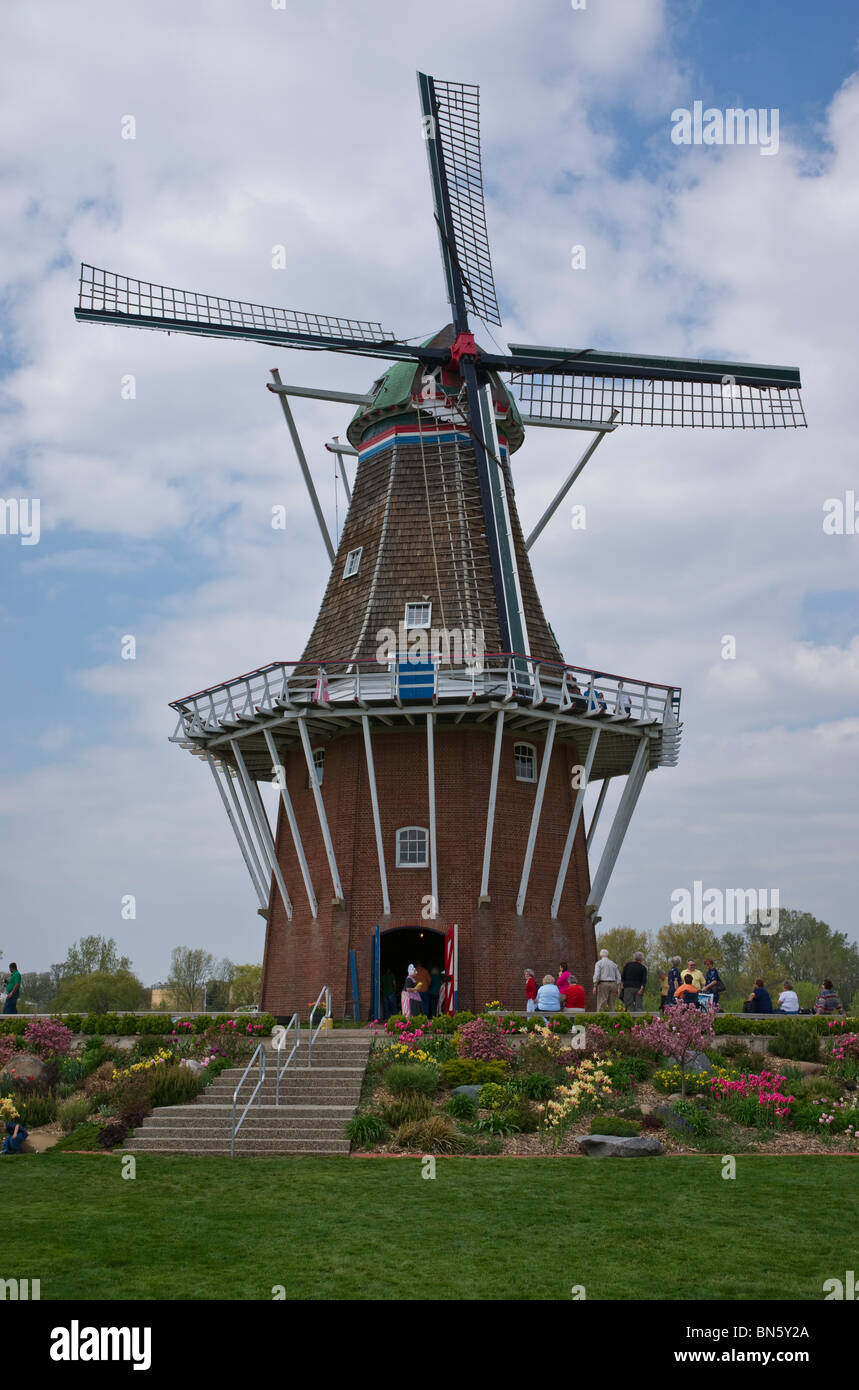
left=75, top=73, right=804, bottom=1019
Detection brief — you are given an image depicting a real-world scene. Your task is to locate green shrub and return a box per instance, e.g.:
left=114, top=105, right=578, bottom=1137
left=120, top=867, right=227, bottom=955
left=589, top=1116, right=638, bottom=1137
left=57, top=1096, right=92, bottom=1133
left=478, top=1083, right=507, bottom=1110
left=15, top=1093, right=57, bottom=1127
left=385, top=1062, right=439, bottom=1097
left=440, top=1059, right=508, bottom=1088
left=444, top=1092, right=477, bottom=1120
left=395, top=1117, right=467, bottom=1153
left=452, top=1012, right=477, bottom=1027
left=501, top=1098, right=539, bottom=1133
left=49, top=1122, right=102, bottom=1152
left=0, top=1019, right=28, bottom=1037
left=345, top=1113, right=388, bottom=1146
left=149, top=1066, right=201, bottom=1108
left=801, top=1076, right=843, bottom=1102
left=671, top=1100, right=713, bottom=1137
left=55, top=1082, right=77, bottom=1099
left=472, top=1110, right=520, bottom=1136
left=58, top=1057, right=89, bottom=1087
left=767, top=1020, right=820, bottom=1063
left=525, top=1014, right=572, bottom=1033
left=791, top=1101, right=854, bottom=1135
left=615, top=1056, right=651, bottom=1081
left=382, top=1094, right=433, bottom=1126
left=513, top=1072, right=557, bottom=1101
left=97, top=1122, right=131, bottom=1150
left=616, top=1105, right=643, bottom=1119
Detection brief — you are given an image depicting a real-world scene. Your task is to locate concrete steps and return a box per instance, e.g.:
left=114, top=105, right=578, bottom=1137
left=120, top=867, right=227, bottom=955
left=123, top=1039, right=372, bottom=1156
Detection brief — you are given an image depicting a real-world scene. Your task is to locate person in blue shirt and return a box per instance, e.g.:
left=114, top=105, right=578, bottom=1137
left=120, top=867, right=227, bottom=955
left=746, top=978, right=773, bottom=1014
left=2, top=1121, right=28, bottom=1155
left=666, top=957, right=682, bottom=1006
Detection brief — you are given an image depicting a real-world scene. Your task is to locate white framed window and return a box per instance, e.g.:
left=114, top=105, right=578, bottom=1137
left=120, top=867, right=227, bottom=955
left=396, top=825, right=429, bottom=868
left=514, top=742, right=537, bottom=783
left=404, top=601, right=432, bottom=629
left=343, top=547, right=362, bottom=580
left=306, top=747, right=324, bottom=789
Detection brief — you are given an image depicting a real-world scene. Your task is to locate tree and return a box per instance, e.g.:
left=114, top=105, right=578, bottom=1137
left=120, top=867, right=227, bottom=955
left=20, top=972, right=54, bottom=1011
left=742, top=908, right=859, bottom=1001
left=718, top=932, right=746, bottom=992
left=51, top=969, right=146, bottom=1015
left=204, top=959, right=236, bottom=1013
left=636, top=1002, right=715, bottom=1098
left=653, top=925, right=721, bottom=971
left=596, top=927, right=650, bottom=968
left=57, top=936, right=132, bottom=980
left=230, top=963, right=263, bottom=1008
left=168, top=947, right=216, bottom=1011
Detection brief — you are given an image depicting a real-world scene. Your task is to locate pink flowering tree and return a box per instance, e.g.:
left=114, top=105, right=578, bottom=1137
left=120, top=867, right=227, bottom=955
left=634, top=1003, right=715, bottom=1098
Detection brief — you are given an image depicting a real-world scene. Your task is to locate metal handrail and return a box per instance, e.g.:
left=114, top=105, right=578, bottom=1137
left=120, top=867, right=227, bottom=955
left=307, top=985, right=331, bottom=1068
left=275, top=1012, right=301, bottom=1104
left=230, top=1042, right=266, bottom=1157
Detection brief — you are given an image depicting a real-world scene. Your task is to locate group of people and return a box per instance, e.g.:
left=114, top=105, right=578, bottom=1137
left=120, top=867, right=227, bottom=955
left=381, top=961, right=447, bottom=1021
left=743, top=976, right=846, bottom=1016
left=524, top=964, right=586, bottom=1013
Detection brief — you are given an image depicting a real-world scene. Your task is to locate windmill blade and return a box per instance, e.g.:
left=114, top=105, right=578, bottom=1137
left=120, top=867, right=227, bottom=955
left=500, top=344, right=805, bottom=429
left=74, top=264, right=418, bottom=363
left=418, top=73, right=501, bottom=328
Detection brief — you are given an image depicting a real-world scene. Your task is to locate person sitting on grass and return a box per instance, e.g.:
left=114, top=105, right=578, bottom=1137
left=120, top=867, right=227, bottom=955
left=2, top=1120, right=28, bottom=1155
left=673, top=973, right=700, bottom=1006
left=746, top=978, right=773, bottom=1014
left=814, top=979, right=844, bottom=1015
left=536, top=974, right=562, bottom=1011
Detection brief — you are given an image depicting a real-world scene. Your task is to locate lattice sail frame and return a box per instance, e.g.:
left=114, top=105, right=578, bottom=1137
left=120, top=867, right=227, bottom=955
left=430, top=78, right=501, bottom=326
left=507, top=371, right=806, bottom=429
left=77, top=264, right=393, bottom=344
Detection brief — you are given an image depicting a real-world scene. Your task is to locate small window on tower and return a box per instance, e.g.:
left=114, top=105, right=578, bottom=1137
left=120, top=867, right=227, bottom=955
left=396, top=826, right=429, bottom=868
left=306, top=747, right=324, bottom=789
left=404, top=602, right=432, bottom=629
left=343, top=547, right=362, bottom=580
left=514, top=743, right=537, bottom=783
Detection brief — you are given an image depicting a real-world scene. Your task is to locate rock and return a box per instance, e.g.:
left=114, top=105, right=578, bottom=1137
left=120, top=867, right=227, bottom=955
left=789, top=1060, right=825, bottom=1076
left=578, top=1134, right=664, bottom=1157
left=451, top=1085, right=482, bottom=1101
left=686, top=1051, right=713, bottom=1074
left=0, top=1054, right=47, bottom=1088
left=180, top=1059, right=205, bottom=1077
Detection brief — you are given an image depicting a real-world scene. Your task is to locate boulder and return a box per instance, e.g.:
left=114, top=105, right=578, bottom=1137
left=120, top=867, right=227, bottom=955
left=451, top=1085, right=482, bottom=1101
left=578, top=1134, right=664, bottom=1157
left=0, top=1054, right=47, bottom=1088
left=180, top=1059, right=205, bottom=1077
left=653, top=1104, right=694, bottom=1135
left=686, top=1051, right=713, bottom=1074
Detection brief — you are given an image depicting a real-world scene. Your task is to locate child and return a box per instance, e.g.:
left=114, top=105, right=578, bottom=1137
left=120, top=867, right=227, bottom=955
left=2, top=1120, right=28, bottom=1155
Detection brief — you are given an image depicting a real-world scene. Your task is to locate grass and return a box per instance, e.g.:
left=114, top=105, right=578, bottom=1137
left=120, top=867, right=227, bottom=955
left=7, top=1154, right=857, bottom=1300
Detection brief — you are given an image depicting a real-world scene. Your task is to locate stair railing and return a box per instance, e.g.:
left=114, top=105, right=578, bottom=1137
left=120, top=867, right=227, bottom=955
left=274, top=1011, right=301, bottom=1105
left=307, top=985, right=331, bottom=1068
left=230, top=1042, right=266, bottom=1157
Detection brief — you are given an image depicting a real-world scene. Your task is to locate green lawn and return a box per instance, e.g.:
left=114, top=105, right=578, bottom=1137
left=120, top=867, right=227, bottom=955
left=12, top=1155, right=857, bottom=1300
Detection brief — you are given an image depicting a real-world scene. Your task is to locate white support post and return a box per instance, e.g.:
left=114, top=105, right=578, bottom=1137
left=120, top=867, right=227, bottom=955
left=516, top=717, right=558, bottom=915
left=586, top=776, right=612, bottom=852
left=551, top=727, right=601, bottom=918
left=230, top=740, right=293, bottom=921
left=426, top=713, right=439, bottom=918
left=480, top=710, right=505, bottom=901
left=206, top=753, right=268, bottom=907
left=525, top=410, right=618, bottom=551
left=587, top=736, right=650, bottom=912
left=270, top=368, right=335, bottom=564
left=298, top=718, right=344, bottom=903
left=361, top=715, right=390, bottom=916
left=221, top=759, right=270, bottom=901
left=262, top=728, right=318, bottom=919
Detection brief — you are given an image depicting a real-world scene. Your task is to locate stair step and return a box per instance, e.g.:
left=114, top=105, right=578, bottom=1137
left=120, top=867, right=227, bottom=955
left=124, top=1138, right=351, bottom=1154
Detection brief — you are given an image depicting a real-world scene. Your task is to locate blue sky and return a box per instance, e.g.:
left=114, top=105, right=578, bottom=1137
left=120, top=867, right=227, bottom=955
left=1, top=0, right=857, bottom=984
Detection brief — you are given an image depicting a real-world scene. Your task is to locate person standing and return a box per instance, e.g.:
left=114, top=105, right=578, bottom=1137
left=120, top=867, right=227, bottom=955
left=683, top=960, right=706, bottom=991
left=413, top=960, right=430, bottom=1017
left=703, top=958, right=726, bottom=1012
left=3, top=963, right=21, bottom=1015
left=557, top=962, right=572, bottom=995
left=593, top=949, right=621, bottom=1013
left=620, top=952, right=647, bottom=1012
left=524, top=968, right=538, bottom=1014
left=666, top=957, right=682, bottom=1006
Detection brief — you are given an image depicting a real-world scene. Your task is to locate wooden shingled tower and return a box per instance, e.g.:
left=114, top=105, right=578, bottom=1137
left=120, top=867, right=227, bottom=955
left=75, top=74, right=805, bottom=1018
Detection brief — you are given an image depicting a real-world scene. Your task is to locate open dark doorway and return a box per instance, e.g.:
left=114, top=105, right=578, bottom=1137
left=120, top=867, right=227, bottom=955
left=380, top=925, right=445, bottom=1013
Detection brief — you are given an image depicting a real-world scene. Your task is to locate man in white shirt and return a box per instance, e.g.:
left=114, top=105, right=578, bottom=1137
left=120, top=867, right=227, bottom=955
left=776, top=980, right=800, bottom=1014
left=593, top=949, right=621, bottom=1013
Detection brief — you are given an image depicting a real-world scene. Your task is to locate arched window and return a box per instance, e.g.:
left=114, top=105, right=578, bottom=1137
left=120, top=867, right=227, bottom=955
left=514, top=742, right=537, bottom=782
left=396, top=826, right=429, bottom=868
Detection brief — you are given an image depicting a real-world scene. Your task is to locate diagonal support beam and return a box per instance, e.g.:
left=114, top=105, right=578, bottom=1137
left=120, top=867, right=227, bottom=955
left=262, top=728, right=317, bottom=918
left=230, top=740, right=293, bottom=921
left=586, top=776, right=612, bottom=852
left=298, top=718, right=344, bottom=903
left=361, top=714, right=390, bottom=916
left=525, top=410, right=618, bottom=550
left=587, top=736, right=650, bottom=912
left=221, top=757, right=270, bottom=902
left=551, top=727, right=601, bottom=918
left=206, top=753, right=268, bottom=907
left=516, top=717, right=558, bottom=915
left=479, top=710, right=505, bottom=901
left=270, top=368, right=335, bottom=563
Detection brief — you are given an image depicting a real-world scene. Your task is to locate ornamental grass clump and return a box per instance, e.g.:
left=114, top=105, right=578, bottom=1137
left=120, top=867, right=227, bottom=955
left=382, top=1093, right=433, bottom=1126
left=385, top=1062, right=440, bottom=1097
left=395, top=1116, right=467, bottom=1154
left=456, top=1018, right=514, bottom=1064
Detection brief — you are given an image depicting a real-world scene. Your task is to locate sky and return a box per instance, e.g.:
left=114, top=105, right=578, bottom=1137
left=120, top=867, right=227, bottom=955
left=1, top=0, right=857, bottom=985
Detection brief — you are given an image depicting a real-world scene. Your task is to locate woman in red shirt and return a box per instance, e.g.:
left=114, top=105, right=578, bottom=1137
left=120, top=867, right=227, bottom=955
left=563, top=977, right=586, bottom=1010
left=524, top=969, right=538, bottom=1013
